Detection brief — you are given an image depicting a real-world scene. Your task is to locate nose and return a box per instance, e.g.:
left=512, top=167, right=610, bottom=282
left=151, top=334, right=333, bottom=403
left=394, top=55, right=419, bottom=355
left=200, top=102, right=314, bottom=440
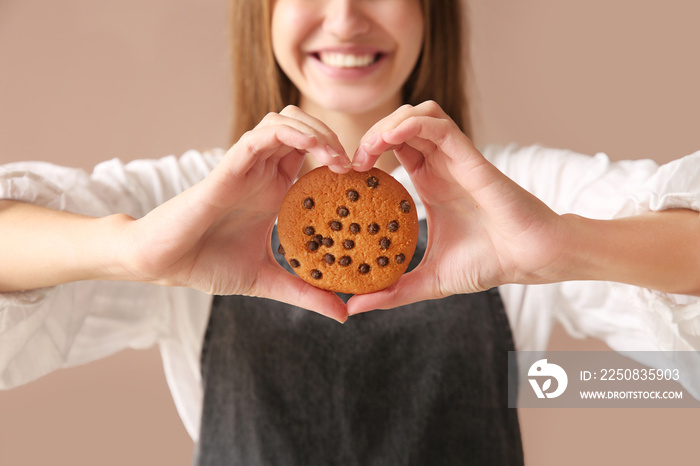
left=322, top=0, right=371, bottom=39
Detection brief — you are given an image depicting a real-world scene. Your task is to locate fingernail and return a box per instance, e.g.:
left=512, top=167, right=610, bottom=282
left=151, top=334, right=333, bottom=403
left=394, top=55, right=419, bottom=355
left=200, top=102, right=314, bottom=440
left=353, top=148, right=367, bottom=167
left=364, top=133, right=379, bottom=148
left=325, top=144, right=341, bottom=158
left=329, top=163, right=351, bottom=174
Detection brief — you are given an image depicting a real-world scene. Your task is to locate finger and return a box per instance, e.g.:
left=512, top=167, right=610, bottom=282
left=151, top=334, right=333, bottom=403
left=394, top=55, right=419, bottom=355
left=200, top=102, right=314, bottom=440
left=353, top=101, right=447, bottom=171
left=346, top=265, right=442, bottom=315
left=352, top=104, right=414, bottom=171
left=356, top=125, right=438, bottom=175
left=383, top=117, right=451, bottom=152
left=231, top=112, right=350, bottom=176
left=226, top=124, right=318, bottom=176
left=279, top=105, right=349, bottom=160
left=392, top=143, right=425, bottom=174
left=389, top=116, right=516, bottom=205
left=254, top=263, right=349, bottom=323
left=383, top=116, right=483, bottom=171
left=275, top=106, right=352, bottom=172
left=361, top=102, right=441, bottom=149
left=277, top=149, right=307, bottom=183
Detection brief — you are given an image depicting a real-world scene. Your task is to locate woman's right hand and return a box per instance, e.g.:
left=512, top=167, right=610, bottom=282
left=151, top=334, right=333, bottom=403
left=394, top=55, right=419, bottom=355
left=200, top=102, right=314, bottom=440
left=114, top=106, right=351, bottom=321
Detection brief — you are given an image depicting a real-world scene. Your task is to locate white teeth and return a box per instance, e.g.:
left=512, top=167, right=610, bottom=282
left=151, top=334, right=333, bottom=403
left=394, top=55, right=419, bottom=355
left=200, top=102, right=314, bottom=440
left=318, top=52, right=376, bottom=68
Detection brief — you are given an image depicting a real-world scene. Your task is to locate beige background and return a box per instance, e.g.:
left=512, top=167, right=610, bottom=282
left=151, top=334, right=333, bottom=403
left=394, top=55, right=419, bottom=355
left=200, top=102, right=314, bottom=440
left=1, top=0, right=699, bottom=464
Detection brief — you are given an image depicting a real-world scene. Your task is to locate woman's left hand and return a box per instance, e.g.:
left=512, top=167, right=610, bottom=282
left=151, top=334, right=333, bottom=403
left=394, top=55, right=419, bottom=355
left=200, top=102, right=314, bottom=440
left=347, top=101, right=570, bottom=314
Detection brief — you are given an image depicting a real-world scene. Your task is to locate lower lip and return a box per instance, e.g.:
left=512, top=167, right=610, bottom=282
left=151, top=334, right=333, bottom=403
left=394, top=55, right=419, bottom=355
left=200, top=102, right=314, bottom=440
left=309, top=54, right=386, bottom=80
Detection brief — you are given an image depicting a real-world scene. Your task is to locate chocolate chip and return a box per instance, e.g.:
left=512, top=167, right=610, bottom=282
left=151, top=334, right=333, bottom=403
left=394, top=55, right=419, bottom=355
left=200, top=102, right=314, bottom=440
left=289, top=259, right=301, bottom=268
left=368, top=223, right=379, bottom=234
left=324, top=253, right=335, bottom=264
left=321, top=237, right=334, bottom=247
left=337, top=206, right=349, bottom=217
left=367, top=176, right=379, bottom=188
left=339, top=256, right=352, bottom=266
left=303, top=226, right=315, bottom=236
left=358, top=263, right=371, bottom=274
left=347, top=190, right=359, bottom=202
left=395, top=254, right=405, bottom=264
left=379, top=237, right=391, bottom=249
left=377, top=256, right=389, bottom=267
left=278, top=244, right=285, bottom=256
left=307, top=241, right=319, bottom=252
left=303, top=198, right=315, bottom=209
left=313, top=234, right=323, bottom=244
left=400, top=200, right=411, bottom=213
left=387, top=220, right=399, bottom=232
left=349, top=223, right=361, bottom=234
left=330, top=220, right=342, bottom=231
left=311, top=269, right=322, bottom=280
left=343, top=239, right=355, bottom=250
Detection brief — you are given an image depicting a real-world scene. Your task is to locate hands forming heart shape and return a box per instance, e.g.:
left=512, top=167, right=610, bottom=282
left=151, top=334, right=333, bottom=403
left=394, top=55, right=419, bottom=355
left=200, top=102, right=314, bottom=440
left=117, top=101, right=565, bottom=323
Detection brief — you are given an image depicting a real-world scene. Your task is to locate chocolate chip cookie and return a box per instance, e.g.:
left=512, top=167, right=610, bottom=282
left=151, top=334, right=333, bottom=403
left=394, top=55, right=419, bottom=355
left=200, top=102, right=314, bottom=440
left=277, top=166, right=419, bottom=294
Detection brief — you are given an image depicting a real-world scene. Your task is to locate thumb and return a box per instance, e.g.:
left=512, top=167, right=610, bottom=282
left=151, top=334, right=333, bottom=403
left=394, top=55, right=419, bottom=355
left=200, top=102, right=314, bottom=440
left=254, top=264, right=349, bottom=323
left=346, top=266, right=441, bottom=315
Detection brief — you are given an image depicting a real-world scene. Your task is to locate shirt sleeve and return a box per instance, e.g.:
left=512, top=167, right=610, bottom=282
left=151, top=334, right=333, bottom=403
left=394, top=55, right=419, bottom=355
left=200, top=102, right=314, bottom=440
left=0, top=150, right=222, bottom=391
left=481, top=143, right=700, bottom=354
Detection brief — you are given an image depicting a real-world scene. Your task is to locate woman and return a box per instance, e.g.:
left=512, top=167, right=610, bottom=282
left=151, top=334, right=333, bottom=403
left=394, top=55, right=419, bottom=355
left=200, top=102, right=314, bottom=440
left=1, top=0, right=699, bottom=464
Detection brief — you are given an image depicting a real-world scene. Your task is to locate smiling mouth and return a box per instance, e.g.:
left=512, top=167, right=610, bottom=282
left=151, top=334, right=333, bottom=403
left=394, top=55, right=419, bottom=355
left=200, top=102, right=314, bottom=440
left=314, top=52, right=383, bottom=69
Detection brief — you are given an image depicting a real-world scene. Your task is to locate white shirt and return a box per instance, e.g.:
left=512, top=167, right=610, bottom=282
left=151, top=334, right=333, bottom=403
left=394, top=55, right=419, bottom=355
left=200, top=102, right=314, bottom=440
left=1, top=144, right=700, bottom=441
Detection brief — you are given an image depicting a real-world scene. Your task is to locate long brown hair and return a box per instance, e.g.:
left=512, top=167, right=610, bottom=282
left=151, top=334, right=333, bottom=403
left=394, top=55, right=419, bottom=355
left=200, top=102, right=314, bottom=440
left=230, top=0, right=470, bottom=141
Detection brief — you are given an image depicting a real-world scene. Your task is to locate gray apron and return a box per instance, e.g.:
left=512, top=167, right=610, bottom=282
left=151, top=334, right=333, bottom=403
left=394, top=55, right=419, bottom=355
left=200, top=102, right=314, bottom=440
left=194, top=221, right=524, bottom=465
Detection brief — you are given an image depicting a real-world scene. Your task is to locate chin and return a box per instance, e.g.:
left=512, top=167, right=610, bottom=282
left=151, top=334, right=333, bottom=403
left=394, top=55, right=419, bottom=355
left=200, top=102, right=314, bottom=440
left=318, top=92, right=397, bottom=116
